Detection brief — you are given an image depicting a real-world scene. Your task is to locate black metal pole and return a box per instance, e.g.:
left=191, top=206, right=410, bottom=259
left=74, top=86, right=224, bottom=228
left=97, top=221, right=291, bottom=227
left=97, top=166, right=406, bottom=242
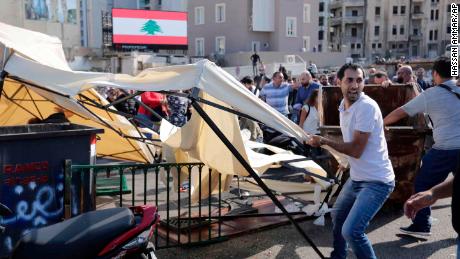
left=189, top=88, right=325, bottom=259
left=0, top=71, right=7, bottom=101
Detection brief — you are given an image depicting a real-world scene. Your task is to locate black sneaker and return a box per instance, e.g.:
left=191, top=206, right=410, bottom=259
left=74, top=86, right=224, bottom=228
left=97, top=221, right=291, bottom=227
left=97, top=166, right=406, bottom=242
left=400, top=224, right=431, bottom=237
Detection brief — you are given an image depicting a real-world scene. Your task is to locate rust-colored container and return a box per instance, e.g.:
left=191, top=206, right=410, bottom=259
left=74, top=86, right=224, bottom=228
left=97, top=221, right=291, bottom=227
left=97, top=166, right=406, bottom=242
left=319, top=84, right=431, bottom=205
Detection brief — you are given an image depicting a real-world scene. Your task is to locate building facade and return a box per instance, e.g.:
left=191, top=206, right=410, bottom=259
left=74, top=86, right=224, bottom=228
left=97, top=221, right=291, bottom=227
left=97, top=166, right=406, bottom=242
left=188, top=0, right=320, bottom=58
left=317, top=0, right=331, bottom=53
left=329, top=0, right=458, bottom=61
left=0, top=0, right=82, bottom=56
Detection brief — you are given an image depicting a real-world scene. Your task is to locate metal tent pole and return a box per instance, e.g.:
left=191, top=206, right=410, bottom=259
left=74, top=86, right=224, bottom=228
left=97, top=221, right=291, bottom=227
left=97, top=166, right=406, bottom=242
left=189, top=88, right=325, bottom=259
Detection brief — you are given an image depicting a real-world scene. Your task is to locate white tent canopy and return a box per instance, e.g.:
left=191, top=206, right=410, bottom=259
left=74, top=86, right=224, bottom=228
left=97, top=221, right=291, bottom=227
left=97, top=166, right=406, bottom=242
left=1, top=22, right=307, bottom=142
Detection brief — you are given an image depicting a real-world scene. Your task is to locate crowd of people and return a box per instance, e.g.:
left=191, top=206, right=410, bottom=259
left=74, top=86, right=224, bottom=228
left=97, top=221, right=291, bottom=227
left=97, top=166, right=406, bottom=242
left=96, top=57, right=459, bottom=259
left=244, top=57, right=459, bottom=259
left=96, top=88, right=191, bottom=132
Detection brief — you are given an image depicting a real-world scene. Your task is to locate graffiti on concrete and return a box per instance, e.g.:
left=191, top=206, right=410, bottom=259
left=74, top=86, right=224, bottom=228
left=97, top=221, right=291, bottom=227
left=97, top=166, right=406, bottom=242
left=0, top=174, right=64, bottom=255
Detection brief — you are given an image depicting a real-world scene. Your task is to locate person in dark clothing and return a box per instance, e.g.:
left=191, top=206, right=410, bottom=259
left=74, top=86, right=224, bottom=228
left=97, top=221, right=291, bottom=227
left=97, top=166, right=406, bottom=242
left=250, top=52, right=261, bottom=76
left=106, top=88, right=138, bottom=115
left=404, top=155, right=460, bottom=258
left=416, top=67, right=432, bottom=90
left=28, top=112, right=70, bottom=124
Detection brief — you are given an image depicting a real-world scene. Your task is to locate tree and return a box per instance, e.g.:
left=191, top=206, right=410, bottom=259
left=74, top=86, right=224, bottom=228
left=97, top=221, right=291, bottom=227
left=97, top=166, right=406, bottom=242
left=141, top=20, right=162, bottom=35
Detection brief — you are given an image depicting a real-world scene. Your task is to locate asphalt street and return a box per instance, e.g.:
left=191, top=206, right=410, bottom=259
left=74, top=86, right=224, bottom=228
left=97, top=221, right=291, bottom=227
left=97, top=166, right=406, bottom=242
left=156, top=198, right=457, bottom=259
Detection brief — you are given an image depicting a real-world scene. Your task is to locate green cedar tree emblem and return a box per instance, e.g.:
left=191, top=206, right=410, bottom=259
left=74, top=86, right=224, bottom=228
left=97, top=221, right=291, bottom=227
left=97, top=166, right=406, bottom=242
left=141, top=20, right=162, bottom=35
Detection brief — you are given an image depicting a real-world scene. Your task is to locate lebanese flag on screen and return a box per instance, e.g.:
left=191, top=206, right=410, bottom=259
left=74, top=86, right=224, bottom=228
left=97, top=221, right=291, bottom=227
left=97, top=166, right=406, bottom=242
left=112, top=9, right=188, bottom=45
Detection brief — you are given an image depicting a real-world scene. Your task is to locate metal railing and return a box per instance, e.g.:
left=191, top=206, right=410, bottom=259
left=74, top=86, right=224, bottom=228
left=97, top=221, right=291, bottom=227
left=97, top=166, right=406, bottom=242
left=64, top=160, right=226, bottom=249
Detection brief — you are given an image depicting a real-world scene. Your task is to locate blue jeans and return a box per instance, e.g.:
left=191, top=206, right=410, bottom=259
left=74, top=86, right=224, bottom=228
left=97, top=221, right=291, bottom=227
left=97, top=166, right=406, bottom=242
left=413, top=149, right=460, bottom=230
left=331, top=179, right=394, bottom=259
left=457, top=237, right=460, bottom=259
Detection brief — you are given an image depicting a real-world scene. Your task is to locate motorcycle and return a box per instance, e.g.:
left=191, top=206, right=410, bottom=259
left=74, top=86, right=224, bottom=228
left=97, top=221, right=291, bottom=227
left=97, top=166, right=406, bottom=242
left=0, top=203, right=159, bottom=259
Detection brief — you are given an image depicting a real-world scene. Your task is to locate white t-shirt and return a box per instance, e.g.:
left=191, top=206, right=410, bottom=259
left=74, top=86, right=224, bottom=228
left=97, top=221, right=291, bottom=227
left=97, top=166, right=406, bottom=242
left=339, top=93, right=395, bottom=183
left=301, top=105, right=319, bottom=134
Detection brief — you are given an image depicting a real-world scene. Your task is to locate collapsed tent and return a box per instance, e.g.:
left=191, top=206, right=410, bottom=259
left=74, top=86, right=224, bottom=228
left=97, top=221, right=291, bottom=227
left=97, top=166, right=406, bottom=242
left=0, top=22, right=344, bottom=257
left=0, top=78, right=157, bottom=163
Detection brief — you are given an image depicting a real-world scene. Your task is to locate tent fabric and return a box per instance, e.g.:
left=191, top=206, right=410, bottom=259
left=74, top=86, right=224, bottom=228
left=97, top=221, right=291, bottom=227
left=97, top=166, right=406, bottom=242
left=159, top=92, right=330, bottom=202
left=0, top=23, right=345, bottom=203
left=1, top=79, right=156, bottom=163
left=0, top=22, right=71, bottom=70
left=4, top=52, right=306, bottom=141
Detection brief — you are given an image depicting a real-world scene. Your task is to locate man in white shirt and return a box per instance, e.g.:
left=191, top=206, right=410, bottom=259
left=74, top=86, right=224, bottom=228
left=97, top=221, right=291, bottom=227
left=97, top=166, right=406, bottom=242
left=308, top=63, right=395, bottom=259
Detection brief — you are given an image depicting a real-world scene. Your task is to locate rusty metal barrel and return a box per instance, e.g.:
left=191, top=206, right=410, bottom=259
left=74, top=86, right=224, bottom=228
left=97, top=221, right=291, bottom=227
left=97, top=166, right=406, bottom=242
left=319, top=84, right=431, bottom=205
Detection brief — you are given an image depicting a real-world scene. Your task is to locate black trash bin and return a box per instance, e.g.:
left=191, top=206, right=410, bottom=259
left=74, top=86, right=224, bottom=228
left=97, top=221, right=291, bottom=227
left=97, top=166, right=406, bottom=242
left=0, top=123, right=103, bottom=255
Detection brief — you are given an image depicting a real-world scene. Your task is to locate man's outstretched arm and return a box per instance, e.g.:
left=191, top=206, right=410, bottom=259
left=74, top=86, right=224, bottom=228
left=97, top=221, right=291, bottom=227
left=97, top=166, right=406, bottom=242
left=404, top=177, right=454, bottom=219
left=308, top=130, right=370, bottom=159
left=384, top=107, right=408, bottom=126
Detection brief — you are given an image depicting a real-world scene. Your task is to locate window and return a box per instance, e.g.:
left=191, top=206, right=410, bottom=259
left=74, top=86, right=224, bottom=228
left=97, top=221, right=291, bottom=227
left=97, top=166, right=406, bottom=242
left=351, top=27, right=357, bottom=37
left=392, top=44, right=396, bottom=49
left=434, top=30, right=438, bottom=40
left=318, top=44, right=322, bottom=52
left=429, top=30, right=433, bottom=41
left=378, top=43, right=382, bottom=48
left=356, top=43, right=361, bottom=49
left=319, top=17, right=324, bottom=26
left=435, top=9, right=439, bottom=20
left=375, top=6, right=381, bottom=16
left=195, top=38, right=204, bottom=56
left=318, top=30, right=324, bottom=40
left=352, top=10, right=358, bottom=17
left=414, top=5, right=421, bottom=14
left=303, top=36, right=310, bottom=51
left=401, top=6, right=406, bottom=15
left=138, top=0, right=150, bottom=10
left=195, top=7, right=204, bottom=25
left=430, top=9, right=434, bottom=20
left=392, top=25, right=397, bottom=35
left=414, top=28, right=419, bottom=35
left=252, top=41, right=260, bottom=52
left=372, top=43, right=376, bottom=49
left=319, top=2, right=324, bottom=12
left=351, top=43, right=355, bottom=49
left=286, top=17, right=297, bottom=37
left=400, top=26, right=405, bottom=35
left=215, top=3, right=225, bottom=23
left=215, top=36, right=225, bottom=54
left=399, top=43, right=404, bottom=49
left=303, top=4, right=311, bottom=23
left=374, top=26, right=380, bottom=36
left=393, top=6, right=398, bottom=14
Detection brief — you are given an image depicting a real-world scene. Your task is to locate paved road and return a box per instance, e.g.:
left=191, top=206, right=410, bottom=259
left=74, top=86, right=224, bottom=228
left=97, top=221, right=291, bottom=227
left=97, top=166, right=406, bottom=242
left=156, top=198, right=457, bottom=259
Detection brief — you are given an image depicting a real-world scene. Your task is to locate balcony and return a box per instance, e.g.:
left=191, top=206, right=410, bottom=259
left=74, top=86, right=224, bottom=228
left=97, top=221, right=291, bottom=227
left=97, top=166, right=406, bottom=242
left=343, top=16, right=364, bottom=24
left=329, top=0, right=365, bottom=9
left=329, top=16, right=364, bottom=26
left=410, top=33, right=423, bottom=40
left=412, top=12, right=424, bottom=19
left=342, top=36, right=364, bottom=43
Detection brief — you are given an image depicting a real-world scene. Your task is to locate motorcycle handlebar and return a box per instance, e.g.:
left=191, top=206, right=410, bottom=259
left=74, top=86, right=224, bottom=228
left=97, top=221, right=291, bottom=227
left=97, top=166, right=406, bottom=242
left=0, top=203, right=13, bottom=217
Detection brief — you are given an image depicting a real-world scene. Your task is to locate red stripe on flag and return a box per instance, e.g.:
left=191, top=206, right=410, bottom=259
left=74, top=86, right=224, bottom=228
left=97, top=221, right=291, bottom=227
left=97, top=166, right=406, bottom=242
left=113, top=35, right=188, bottom=45
left=112, top=9, right=187, bottom=21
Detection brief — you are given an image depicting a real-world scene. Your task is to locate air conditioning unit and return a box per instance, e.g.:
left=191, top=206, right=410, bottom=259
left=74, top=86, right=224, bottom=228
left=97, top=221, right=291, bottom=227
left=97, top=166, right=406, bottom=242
left=285, top=55, right=296, bottom=64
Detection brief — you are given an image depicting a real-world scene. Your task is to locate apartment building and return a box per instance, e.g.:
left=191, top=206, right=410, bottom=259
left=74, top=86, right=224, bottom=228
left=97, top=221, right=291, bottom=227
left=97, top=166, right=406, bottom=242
left=318, top=0, right=331, bottom=53
left=329, top=0, right=458, bottom=61
left=0, top=0, right=81, bottom=55
left=188, top=0, right=319, bottom=57
left=0, top=0, right=187, bottom=58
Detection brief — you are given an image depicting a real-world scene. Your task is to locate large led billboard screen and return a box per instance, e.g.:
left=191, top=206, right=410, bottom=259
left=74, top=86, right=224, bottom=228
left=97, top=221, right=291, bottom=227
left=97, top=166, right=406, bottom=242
left=112, top=9, right=187, bottom=47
